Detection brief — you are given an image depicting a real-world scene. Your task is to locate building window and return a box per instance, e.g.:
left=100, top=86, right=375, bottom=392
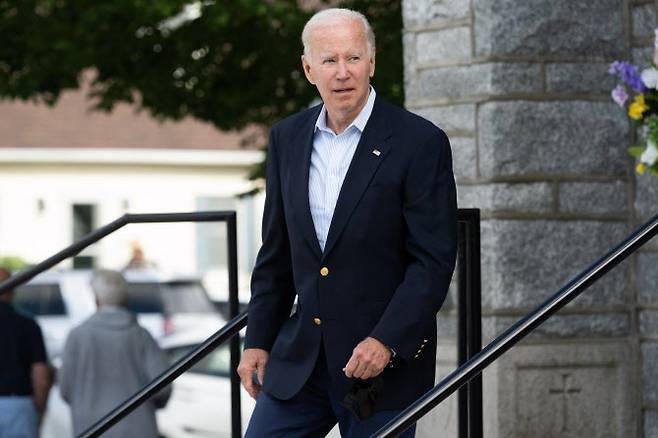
left=196, top=197, right=234, bottom=273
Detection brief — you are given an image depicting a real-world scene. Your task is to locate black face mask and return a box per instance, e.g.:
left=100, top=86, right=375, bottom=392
left=340, top=375, right=383, bottom=420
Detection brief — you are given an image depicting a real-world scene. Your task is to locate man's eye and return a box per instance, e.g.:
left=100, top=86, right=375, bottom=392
left=323, top=59, right=336, bottom=64
left=350, top=56, right=360, bottom=61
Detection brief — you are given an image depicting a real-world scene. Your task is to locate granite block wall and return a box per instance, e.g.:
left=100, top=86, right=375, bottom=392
left=401, top=0, right=656, bottom=436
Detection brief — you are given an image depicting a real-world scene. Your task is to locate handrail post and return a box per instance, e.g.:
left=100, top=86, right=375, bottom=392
left=465, top=211, right=482, bottom=438
left=457, top=220, right=468, bottom=438
left=457, top=209, right=482, bottom=438
left=227, top=213, right=242, bottom=438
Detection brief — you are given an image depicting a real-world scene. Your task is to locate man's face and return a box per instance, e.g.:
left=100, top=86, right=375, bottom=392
left=302, top=19, right=375, bottom=126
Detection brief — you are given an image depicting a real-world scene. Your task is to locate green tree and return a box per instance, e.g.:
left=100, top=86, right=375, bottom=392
left=0, top=0, right=402, bottom=181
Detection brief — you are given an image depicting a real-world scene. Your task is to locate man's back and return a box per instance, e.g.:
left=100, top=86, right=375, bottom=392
left=59, top=307, right=170, bottom=438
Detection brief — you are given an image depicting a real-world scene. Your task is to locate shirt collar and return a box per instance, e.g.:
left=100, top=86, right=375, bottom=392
left=315, top=86, right=376, bottom=134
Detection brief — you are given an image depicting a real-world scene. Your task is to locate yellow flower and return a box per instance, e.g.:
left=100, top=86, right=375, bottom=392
left=629, top=94, right=649, bottom=120
left=637, top=162, right=646, bottom=174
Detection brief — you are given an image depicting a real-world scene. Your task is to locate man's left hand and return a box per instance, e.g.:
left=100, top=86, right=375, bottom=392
left=343, top=337, right=391, bottom=380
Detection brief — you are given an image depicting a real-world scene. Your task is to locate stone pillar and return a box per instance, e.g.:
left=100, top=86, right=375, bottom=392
left=632, top=2, right=658, bottom=437
left=402, top=0, right=644, bottom=436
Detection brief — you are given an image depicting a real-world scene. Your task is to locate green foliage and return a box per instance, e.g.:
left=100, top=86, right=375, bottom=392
left=647, top=115, right=658, bottom=144
left=0, top=0, right=402, bottom=131
left=628, top=146, right=644, bottom=159
left=0, top=1, right=403, bottom=189
left=0, top=256, right=29, bottom=272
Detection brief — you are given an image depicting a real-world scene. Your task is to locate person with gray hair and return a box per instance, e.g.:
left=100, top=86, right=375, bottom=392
left=89, top=268, right=128, bottom=306
left=301, top=8, right=376, bottom=60
left=238, top=6, right=456, bottom=438
left=59, top=269, right=171, bottom=437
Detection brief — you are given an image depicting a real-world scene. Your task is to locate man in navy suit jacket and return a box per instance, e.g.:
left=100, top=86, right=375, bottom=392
left=238, top=8, right=457, bottom=437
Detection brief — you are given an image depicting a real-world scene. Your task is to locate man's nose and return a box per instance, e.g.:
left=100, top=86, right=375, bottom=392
left=336, top=61, right=349, bottom=79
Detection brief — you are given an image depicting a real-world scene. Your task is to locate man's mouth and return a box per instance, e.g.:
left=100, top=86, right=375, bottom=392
left=333, top=88, right=354, bottom=94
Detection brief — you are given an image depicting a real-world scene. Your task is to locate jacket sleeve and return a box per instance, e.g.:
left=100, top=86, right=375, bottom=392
left=370, top=128, right=457, bottom=362
left=58, top=329, right=78, bottom=403
left=141, top=329, right=171, bottom=409
left=244, top=127, right=297, bottom=351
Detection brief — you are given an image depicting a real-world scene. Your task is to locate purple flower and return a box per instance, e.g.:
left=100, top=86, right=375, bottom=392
left=611, top=85, right=628, bottom=106
left=609, top=61, right=647, bottom=93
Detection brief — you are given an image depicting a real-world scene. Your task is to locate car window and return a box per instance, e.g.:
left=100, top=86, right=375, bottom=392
left=161, top=281, right=215, bottom=314
left=167, top=342, right=234, bottom=378
left=124, top=282, right=165, bottom=314
left=14, top=283, right=67, bottom=316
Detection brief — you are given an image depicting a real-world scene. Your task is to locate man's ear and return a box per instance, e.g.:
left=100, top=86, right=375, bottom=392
left=301, top=55, right=315, bottom=85
left=369, top=51, right=376, bottom=78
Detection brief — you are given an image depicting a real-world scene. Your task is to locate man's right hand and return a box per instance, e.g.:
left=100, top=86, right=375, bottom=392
left=237, top=348, right=269, bottom=399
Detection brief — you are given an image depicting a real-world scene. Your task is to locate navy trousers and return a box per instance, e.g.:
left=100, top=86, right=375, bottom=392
left=245, top=348, right=416, bottom=438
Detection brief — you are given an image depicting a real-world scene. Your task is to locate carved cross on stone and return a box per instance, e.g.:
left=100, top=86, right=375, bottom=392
left=549, top=373, right=582, bottom=433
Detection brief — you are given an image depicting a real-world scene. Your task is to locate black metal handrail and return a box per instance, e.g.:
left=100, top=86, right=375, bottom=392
left=65, top=208, right=482, bottom=438
left=0, top=212, right=236, bottom=294
left=1, top=209, right=483, bottom=437
left=0, top=211, right=243, bottom=438
left=74, top=209, right=483, bottom=438
left=371, top=213, right=658, bottom=437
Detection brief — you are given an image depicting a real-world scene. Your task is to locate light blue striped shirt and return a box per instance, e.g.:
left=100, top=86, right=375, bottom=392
left=309, top=87, right=377, bottom=252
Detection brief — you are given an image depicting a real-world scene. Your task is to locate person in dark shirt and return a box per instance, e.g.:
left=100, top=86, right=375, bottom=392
left=0, top=267, right=52, bottom=438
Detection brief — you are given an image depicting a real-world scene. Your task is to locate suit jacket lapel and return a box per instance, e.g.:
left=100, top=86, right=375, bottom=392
left=289, top=105, right=323, bottom=259
left=322, top=98, right=393, bottom=260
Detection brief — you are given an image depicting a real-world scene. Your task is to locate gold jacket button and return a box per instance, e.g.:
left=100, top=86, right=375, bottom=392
left=320, top=267, right=329, bottom=276
left=313, top=318, right=322, bottom=326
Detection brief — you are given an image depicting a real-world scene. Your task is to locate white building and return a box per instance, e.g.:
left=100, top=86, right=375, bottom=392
left=0, top=86, right=264, bottom=301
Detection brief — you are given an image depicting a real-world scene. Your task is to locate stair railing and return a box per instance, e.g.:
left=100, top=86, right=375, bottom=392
left=0, top=209, right=483, bottom=438
left=0, top=211, right=244, bottom=438
left=371, top=212, right=658, bottom=437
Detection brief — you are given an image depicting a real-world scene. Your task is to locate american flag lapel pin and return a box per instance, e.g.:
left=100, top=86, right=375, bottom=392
left=372, top=149, right=381, bottom=157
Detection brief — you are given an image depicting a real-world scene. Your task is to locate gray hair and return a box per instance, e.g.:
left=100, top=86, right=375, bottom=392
left=90, top=269, right=128, bottom=306
left=301, top=8, right=375, bottom=59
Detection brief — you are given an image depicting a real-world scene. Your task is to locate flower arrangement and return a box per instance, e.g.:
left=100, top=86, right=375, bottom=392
left=609, top=26, right=658, bottom=176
